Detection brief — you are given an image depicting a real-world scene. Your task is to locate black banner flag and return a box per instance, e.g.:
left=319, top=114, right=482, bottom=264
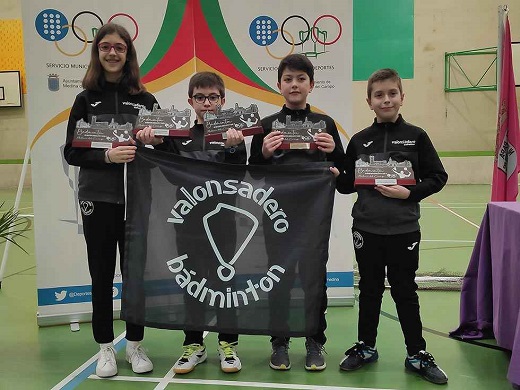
left=121, top=147, right=335, bottom=337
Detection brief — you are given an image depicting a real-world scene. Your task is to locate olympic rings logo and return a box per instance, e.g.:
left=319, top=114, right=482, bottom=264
left=34, top=9, right=138, bottom=57
left=249, top=14, right=342, bottom=60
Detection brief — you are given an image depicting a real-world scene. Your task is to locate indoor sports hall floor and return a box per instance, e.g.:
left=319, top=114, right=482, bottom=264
left=0, top=185, right=515, bottom=389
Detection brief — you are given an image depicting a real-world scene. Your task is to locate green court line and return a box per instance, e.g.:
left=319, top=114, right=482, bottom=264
left=438, top=151, right=494, bottom=157
left=0, top=159, right=28, bottom=164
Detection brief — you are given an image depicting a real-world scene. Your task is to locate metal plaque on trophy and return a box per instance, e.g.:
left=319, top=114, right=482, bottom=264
left=72, top=117, right=133, bottom=148
left=273, top=115, right=326, bottom=149
left=354, top=155, right=416, bottom=186
left=203, top=103, right=263, bottom=141
left=134, top=104, right=191, bottom=137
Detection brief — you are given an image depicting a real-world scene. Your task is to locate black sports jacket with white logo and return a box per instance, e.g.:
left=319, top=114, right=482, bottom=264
left=336, top=115, right=448, bottom=235
left=64, top=82, right=158, bottom=204
left=248, top=104, right=344, bottom=168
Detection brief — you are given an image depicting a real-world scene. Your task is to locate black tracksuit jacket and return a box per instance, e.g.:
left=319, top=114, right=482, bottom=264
left=64, top=82, right=158, bottom=204
left=248, top=104, right=344, bottom=168
left=336, top=115, right=448, bottom=235
left=159, top=121, right=247, bottom=164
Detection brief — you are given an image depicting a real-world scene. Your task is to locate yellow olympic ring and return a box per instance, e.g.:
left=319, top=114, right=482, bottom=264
left=54, top=24, right=88, bottom=57
left=265, top=28, right=294, bottom=60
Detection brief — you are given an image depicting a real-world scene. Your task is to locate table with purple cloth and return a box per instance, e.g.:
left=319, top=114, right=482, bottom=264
left=450, top=202, right=520, bottom=386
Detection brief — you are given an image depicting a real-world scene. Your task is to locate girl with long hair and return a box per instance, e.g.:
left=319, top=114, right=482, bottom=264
left=64, top=23, right=156, bottom=378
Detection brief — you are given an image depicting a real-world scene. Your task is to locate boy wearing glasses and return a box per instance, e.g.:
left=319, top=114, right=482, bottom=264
left=136, top=72, right=246, bottom=374
left=249, top=54, right=344, bottom=371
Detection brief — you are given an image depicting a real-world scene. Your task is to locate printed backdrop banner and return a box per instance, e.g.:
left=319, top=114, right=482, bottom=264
left=122, top=147, right=334, bottom=335
left=21, top=0, right=354, bottom=326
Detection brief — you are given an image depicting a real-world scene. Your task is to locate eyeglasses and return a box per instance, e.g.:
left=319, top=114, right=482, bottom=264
left=192, top=94, right=221, bottom=104
left=98, top=42, right=127, bottom=54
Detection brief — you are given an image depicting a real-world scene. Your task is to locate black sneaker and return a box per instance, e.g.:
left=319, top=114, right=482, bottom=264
left=405, top=350, right=448, bottom=385
left=305, top=338, right=326, bottom=371
left=339, top=341, right=378, bottom=371
left=270, top=338, right=290, bottom=370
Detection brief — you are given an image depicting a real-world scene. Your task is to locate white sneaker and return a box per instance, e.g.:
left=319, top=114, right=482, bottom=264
left=126, top=344, right=153, bottom=374
left=96, top=344, right=117, bottom=378
left=173, top=344, right=207, bottom=374
left=217, top=341, right=241, bottom=373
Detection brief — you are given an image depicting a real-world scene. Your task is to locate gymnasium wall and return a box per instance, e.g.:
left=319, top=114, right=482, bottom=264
left=1, top=0, right=519, bottom=187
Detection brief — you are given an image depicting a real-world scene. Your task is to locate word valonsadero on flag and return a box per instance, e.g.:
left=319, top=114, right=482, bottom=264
left=121, top=147, right=335, bottom=337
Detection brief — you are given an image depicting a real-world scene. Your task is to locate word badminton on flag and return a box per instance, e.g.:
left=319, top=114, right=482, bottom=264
left=121, top=147, right=335, bottom=336
left=491, top=14, right=520, bottom=201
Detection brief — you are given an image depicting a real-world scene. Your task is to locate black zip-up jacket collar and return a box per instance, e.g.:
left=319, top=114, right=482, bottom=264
left=281, top=103, right=312, bottom=117
left=372, top=114, right=403, bottom=129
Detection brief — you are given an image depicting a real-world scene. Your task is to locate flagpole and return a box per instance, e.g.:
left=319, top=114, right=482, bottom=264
left=491, top=5, right=507, bottom=201
left=497, top=5, right=508, bottom=112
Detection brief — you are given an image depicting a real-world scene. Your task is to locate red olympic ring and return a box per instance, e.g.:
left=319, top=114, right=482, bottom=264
left=108, top=13, right=139, bottom=41
left=312, top=14, right=342, bottom=45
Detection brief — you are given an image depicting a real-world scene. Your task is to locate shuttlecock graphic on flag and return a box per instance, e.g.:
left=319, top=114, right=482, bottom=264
left=203, top=203, right=258, bottom=282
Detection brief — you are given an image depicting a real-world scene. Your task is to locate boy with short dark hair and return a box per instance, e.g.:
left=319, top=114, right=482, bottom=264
left=249, top=53, right=344, bottom=371
left=137, top=71, right=245, bottom=374
left=335, top=68, right=448, bottom=385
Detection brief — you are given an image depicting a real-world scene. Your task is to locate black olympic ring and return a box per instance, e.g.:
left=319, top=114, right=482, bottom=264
left=281, top=15, right=310, bottom=46
left=71, top=11, right=103, bottom=44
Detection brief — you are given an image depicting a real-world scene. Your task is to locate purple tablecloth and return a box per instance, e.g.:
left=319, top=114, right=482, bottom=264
left=450, top=202, right=520, bottom=385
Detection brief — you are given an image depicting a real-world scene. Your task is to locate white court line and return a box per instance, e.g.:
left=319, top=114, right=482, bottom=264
left=422, top=206, right=484, bottom=209
left=89, top=376, right=394, bottom=390
left=51, top=332, right=126, bottom=390
left=424, top=202, right=487, bottom=206
left=153, top=366, right=176, bottom=390
left=427, top=200, right=480, bottom=229
left=422, top=239, right=475, bottom=243
left=89, top=375, right=161, bottom=382
left=168, top=379, right=395, bottom=390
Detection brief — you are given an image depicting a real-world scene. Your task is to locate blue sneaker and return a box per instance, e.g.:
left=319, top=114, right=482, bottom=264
left=339, top=341, right=378, bottom=371
left=405, top=350, right=448, bottom=385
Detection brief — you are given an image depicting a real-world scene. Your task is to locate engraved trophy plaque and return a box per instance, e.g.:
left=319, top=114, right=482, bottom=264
left=273, top=115, right=326, bottom=150
left=203, top=103, right=263, bottom=141
left=134, top=103, right=191, bottom=137
left=354, top=155, right=416, bottom=186
left=72, top=117, right=133, bottom=148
